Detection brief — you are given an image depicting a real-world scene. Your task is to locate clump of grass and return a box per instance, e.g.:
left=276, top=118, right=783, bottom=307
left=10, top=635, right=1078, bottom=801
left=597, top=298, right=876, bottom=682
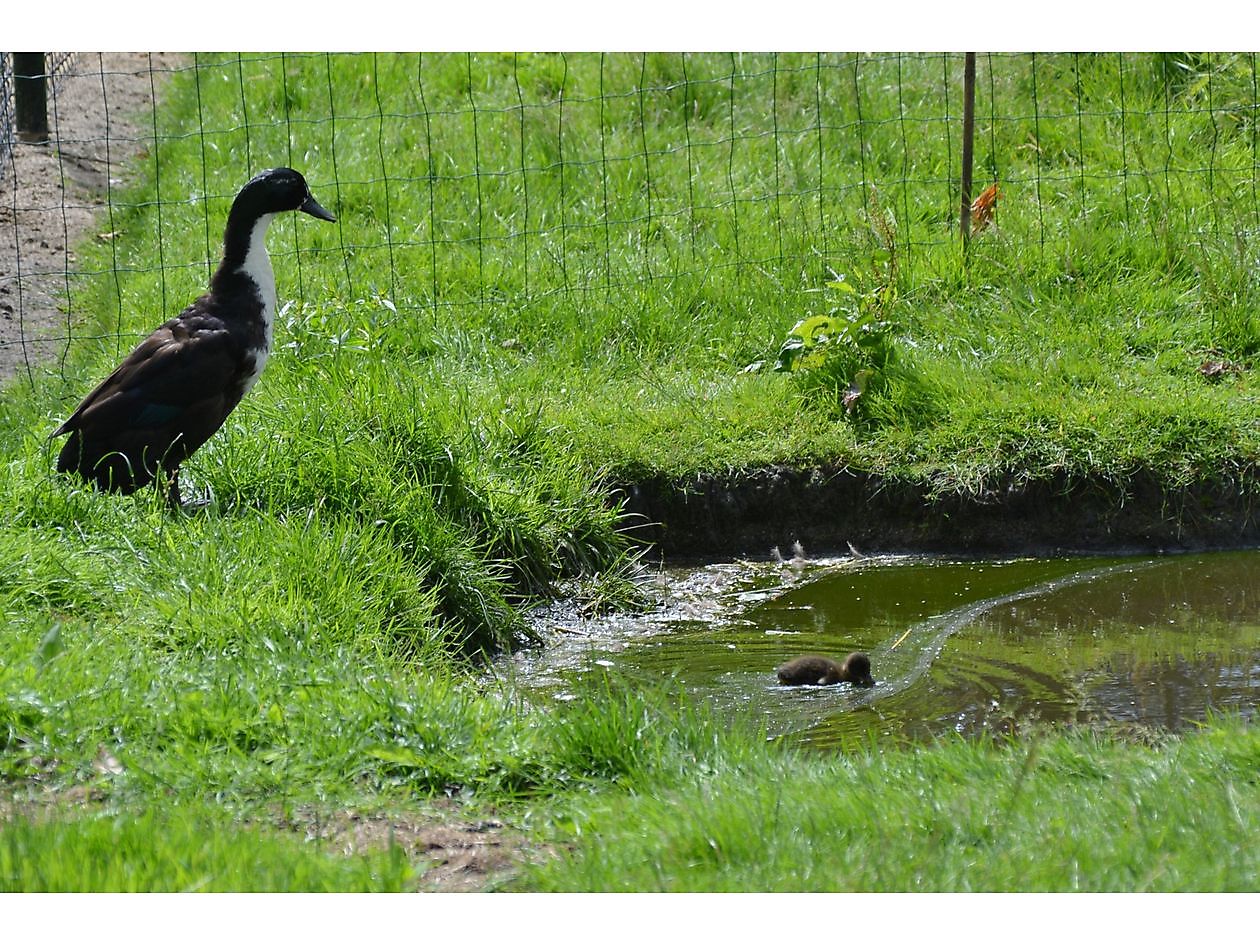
left=535, top=675, right=703, bottom=788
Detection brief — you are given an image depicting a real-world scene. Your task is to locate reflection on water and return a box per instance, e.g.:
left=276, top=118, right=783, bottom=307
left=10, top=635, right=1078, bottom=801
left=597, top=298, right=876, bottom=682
left=506, top=550, right=1260, bottom=746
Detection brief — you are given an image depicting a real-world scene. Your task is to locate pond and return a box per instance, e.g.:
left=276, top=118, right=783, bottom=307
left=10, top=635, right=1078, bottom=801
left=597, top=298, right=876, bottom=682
left=508, top=550, right=1260, bottom=747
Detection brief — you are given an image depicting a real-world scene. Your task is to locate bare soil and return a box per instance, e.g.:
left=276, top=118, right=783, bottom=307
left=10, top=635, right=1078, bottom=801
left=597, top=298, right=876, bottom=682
left=277, top=802, right=554, bottom=892
left=0, top=52, right=183, bottom=385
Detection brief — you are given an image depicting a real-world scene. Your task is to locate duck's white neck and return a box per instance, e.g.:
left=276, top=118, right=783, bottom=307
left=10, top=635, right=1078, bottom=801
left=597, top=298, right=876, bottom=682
left=238, top=213, right=278, bottom=346
left=237, top=212, right=277, bottom=395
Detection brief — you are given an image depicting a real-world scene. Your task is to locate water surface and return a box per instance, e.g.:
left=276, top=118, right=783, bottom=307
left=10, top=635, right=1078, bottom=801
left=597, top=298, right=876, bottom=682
left=509, top=550, right=1260, bottom=746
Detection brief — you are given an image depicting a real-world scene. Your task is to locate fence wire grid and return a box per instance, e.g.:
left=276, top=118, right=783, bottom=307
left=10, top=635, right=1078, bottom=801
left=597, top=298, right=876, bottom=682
left=2, top=51, right=1258, bottom=387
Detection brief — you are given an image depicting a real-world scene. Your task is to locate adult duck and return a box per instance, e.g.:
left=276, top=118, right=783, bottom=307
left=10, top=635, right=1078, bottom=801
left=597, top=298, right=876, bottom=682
left=53, top=167, right=335, bottom=506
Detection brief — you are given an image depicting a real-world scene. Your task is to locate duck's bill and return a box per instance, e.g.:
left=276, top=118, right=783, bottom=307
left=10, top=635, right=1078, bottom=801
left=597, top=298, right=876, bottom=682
left=300, top=194, right=336, bottom=222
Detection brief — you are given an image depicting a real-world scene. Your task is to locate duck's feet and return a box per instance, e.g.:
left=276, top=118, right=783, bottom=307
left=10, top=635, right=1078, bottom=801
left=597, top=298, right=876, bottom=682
left=164, top=469, right=213, bottom=512
left=163, top=469, right=184, bottom=510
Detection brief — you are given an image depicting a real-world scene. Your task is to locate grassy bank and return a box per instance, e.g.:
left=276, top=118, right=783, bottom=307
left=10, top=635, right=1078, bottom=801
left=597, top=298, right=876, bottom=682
left=1, top=53, right=1258, bottom=890
left=517, top=713, right=1260, bottom=892
left=6, top=677, right=1258, bottom=892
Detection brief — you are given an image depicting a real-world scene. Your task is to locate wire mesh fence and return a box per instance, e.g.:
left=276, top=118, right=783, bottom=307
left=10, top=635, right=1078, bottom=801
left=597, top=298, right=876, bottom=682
left=2, top=51, right=1258, bottom=388
left=0, top=56, right=16, bottom=168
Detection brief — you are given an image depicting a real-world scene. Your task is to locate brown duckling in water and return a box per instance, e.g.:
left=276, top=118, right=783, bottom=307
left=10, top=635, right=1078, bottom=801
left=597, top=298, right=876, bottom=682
left=776, top=652, right=874, bottom=687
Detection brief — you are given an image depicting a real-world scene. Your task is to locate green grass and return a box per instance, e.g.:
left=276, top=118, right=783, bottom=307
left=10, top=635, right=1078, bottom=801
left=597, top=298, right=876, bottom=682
left=1, top=52, right=1258, bottom=890
left=50, top=53, right=1257, bottom=498
left=517, top=715, right=1260, bottom=892
left=0, top=808, right=416, bottom=891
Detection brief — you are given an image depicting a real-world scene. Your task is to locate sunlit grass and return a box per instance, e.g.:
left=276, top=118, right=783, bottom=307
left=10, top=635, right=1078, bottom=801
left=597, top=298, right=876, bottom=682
left=0, top=810, right=416, bottom=892
left=518, top=715, right=1260, bottom=892
left=46, top=53, right=1257, bottom=500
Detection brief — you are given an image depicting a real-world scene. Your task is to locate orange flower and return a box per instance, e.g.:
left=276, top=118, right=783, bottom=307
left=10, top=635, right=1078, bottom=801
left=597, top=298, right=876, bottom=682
left=970, top=182, right=1000, bottom=233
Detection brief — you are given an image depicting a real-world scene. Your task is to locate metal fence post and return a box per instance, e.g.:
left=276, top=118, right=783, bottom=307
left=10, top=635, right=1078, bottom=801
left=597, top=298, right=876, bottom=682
left=960, top=52, right=976, bottom=257
left=14, top=53, right=50, bottom=143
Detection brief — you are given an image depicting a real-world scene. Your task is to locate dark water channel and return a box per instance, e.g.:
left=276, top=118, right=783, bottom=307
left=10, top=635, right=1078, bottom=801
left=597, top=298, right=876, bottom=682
left=509, top=550, right=1260, bottom=747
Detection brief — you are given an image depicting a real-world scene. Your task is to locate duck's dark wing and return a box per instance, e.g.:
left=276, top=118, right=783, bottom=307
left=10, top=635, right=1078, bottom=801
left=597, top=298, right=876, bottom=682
left=54, top=314, right=244, bottom=491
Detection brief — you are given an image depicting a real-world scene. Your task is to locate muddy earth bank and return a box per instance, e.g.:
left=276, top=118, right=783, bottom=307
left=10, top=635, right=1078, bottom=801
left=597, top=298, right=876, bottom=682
left=617, top=464, right=1259, bottom=558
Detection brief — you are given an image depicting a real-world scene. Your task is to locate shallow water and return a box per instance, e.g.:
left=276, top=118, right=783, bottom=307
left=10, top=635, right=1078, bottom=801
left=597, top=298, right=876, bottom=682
left=508, top=550, right=1260, bottom=746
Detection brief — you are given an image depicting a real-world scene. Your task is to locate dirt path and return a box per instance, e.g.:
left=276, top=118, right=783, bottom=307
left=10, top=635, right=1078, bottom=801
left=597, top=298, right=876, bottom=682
left=0, top=52, right=182, bottom=386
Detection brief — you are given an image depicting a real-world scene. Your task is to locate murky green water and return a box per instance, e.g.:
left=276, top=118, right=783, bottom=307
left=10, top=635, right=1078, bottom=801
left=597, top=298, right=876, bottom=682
left=509, top=550, right=1260, bottom=746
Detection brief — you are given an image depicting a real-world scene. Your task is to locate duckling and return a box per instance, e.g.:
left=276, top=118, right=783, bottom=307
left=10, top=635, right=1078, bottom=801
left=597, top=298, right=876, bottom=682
left=52, top=167, right=335, bottom=506
left=776, top=652, right=874, bottom=687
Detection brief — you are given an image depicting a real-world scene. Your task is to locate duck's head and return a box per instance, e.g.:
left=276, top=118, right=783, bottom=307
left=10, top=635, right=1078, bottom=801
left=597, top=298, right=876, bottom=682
left=844, top=652, right=875, bottom=687
left=235, top=167, right=336, bottom=222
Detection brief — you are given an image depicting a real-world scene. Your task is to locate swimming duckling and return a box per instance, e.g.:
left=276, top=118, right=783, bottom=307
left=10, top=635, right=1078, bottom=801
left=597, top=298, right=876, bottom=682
left=776, top=652, right=874, bottom=687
